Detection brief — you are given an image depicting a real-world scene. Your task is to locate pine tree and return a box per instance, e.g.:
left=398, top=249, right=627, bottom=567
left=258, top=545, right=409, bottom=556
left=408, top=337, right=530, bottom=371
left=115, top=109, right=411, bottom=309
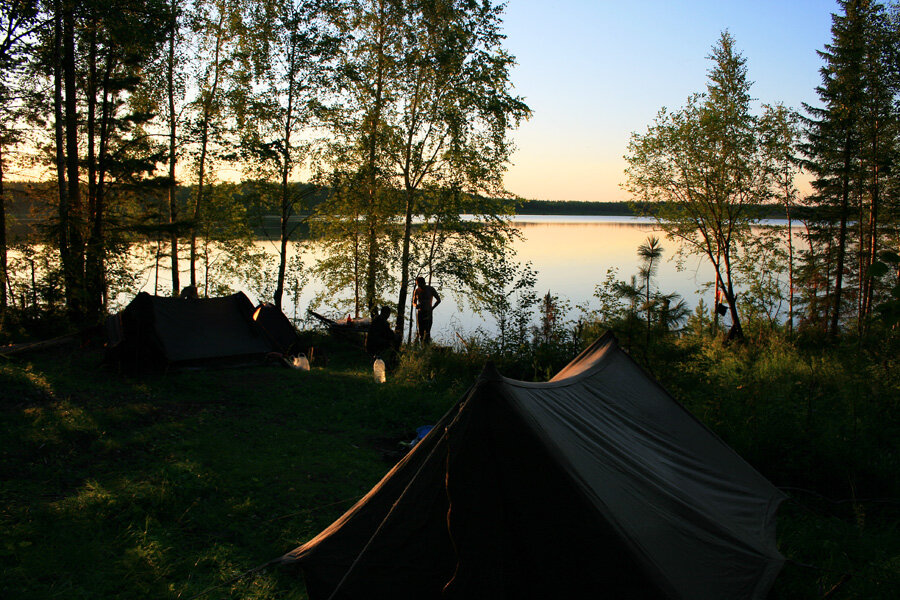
left=800, top=0, right=897, bottom=337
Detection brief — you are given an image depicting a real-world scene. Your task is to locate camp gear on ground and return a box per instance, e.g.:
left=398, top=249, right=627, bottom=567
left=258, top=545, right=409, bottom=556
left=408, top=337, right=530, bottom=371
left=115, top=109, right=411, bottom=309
left=292, top=354, right=310, bottom=371
left=373, top=358, right=386, bottom=383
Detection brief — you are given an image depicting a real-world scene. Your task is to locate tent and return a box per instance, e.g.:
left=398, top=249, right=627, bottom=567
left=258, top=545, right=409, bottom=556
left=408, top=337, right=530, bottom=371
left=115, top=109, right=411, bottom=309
left=278, top=332, right=785, bottom=600
left=106, top=292, right=299, bottom=370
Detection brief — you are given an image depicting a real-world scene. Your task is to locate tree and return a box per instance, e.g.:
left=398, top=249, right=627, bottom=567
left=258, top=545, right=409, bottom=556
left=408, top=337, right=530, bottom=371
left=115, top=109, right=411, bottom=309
left=185, top=0, right=243, bottom=293
left=800, top=0, right=898, bottom=337
left=855, top=2, right=898, bottom=324
left=27, top=0, right=168, bottom=322
left=613, top=236, right=687, bottom=348
left=636, top=235, right=663, bottom=337
left=158, top=0, right=189, bottom=296
left=399, top=188, right=518, bottom=339
left=625, top=31, right=772, bottom=341
left=0, top=0, right=41, bottom=327
left=309, top=169, right=378, bottom=317
left=760, top=103, right=802, bottom=335
left=240, top=0, right=339, bottom=310
left=131, top=0, right=190, bottom=297
left=315, top=0, right=527, bottom=334
left=309, top=0, right=402, bottom=315
left=83, top=0, right=169, bottom=320
left=474, top=249, right=537, bottom=354
left=384, top=0, right=530, bottom=339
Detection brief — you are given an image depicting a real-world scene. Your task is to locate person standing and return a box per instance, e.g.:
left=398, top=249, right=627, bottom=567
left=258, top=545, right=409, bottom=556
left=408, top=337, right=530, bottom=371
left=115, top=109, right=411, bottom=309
left=412, top=276, right=441, bottom=343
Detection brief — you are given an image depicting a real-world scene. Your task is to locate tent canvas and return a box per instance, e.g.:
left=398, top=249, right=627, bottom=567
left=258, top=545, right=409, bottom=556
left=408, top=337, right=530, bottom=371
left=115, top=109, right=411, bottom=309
left=106, top=292, right=298, bottom=370
left=279, top=332, right=785, bottom=600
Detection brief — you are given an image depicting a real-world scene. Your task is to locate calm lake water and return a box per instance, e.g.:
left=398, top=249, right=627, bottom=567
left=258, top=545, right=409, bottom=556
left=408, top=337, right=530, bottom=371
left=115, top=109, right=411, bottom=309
left=279, top=215, right=717, bottom=342
left=132, top=215, right=789, bottom=343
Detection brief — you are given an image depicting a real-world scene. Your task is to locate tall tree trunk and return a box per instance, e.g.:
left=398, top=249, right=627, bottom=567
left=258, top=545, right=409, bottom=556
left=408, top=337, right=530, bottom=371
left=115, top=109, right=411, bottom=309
left=63, top=0, right=84, bottom=321
left=274, top=59, right=296, bottom=311
left=786, top=204, right=794, bottom=337
left=721, top=247, right=743, bottom=340
left=191, top=15, right=224, bottom=291
left=394, top=68, right=425, bottom=339
left=857, top=186, right=865, bottom=334
left=829, top=145, right=853, bottom=338
left=0, top=143, right=6, bottom=325
left=862, top=126, right=879, bottom=323
left=53, top=0, right=69, bottom=292
left=823, top=235, right=833, bottom=332
left=85, top=57, right=115, bottom=320
left=167, top=0, right=180, bottom=296
left=353, top=204, right=360, bottom=318
left=395, top=188, right=413, bottom=336
left=364, top=0, right=386, bottom=314
left=83, top=21, right=102, bottom=321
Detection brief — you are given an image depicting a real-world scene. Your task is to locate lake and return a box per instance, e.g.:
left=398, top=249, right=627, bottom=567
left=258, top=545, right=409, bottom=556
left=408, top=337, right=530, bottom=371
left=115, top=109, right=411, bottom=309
left=272, top=216, right=717, bottom=342
left=131, top=215, right=791, bottom=343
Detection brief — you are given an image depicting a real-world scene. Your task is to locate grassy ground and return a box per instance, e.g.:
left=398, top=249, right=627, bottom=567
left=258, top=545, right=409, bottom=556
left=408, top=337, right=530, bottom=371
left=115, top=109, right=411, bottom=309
left=0, top=337, right=461, bottom=599
left=1, top=332, right=898, bottom=599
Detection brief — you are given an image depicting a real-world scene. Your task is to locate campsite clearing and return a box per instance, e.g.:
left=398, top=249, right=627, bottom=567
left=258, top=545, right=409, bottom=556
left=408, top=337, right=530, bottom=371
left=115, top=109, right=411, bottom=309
left=0, top=336, right=460, bottom=599
left=1, top=336, right=898, bottom=599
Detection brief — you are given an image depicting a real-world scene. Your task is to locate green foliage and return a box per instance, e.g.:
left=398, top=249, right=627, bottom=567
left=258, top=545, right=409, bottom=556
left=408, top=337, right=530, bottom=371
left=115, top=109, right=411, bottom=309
left=799, top=0, right=900, bottom=336
left=578, top=267, right=625, bottom=326
left=308, top=171, right=400, bottom=316
left=735, top=227, right=790, bottom=329
left=578, top=237, right=688, bottom=355
left=632, top=329, right=900, bottom=599
left=625, top=31, right=790, bottom=341
left=470, top=249, right=538, bottom=354
left=869, top=250, right=900, bottom=325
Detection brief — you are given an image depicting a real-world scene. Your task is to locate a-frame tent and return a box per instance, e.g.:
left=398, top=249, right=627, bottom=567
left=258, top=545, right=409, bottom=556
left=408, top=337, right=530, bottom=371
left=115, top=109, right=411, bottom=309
left=278, top=332, right=785, bottom=600
left=106, top=292, right=299, bottom=371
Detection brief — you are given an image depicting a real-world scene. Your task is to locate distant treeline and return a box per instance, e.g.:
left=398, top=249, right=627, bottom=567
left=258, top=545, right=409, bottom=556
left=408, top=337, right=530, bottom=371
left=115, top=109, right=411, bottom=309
left=5, top=181, right=818, bottom=226
left=516, top=198, right=817, bottom=220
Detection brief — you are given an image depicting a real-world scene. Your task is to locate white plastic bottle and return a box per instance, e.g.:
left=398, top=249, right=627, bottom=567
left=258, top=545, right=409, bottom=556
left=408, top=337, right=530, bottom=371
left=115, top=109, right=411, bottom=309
left=373, top=357, right=386, bottom=383
left=293, top=354, right=310, bottom=371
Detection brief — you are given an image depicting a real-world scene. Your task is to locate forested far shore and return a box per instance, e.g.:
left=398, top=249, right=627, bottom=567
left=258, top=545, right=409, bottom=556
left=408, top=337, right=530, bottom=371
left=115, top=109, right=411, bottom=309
left=2, top=179, right=830, bottom=227
left=515, top=198, right=823, bottom=220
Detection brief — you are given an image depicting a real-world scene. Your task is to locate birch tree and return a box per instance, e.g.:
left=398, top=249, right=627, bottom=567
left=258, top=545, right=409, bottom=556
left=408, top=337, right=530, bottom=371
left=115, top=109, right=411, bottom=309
left=240, top=0, right=339, bottom=309
left=625, top=32, right=772, bottom=341
left=385, top=0, right=529, bottom=339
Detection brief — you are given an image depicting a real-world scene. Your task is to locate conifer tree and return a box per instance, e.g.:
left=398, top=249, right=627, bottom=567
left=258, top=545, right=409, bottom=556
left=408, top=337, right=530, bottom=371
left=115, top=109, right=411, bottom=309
left=800, top=0, right=897, bottom=337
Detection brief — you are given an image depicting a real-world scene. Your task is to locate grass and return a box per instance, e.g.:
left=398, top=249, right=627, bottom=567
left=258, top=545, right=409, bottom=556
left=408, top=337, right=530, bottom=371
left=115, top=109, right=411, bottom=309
left=0, top=336, right=461, bottom=599
left=1, top=331, right=899, bottom=598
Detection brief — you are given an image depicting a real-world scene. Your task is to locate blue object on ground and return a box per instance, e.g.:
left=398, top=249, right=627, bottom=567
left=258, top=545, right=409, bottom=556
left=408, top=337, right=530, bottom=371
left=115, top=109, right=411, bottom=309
left=412, top=426, right=433, bottom=446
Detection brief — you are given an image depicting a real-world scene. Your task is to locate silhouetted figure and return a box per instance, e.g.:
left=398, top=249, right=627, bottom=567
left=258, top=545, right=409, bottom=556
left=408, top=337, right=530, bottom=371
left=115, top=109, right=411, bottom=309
left=412, top=277, right=441, bottom=344
left=366, top=306, right=399, bottom=367
left=179, top=285, right=198, bottom=300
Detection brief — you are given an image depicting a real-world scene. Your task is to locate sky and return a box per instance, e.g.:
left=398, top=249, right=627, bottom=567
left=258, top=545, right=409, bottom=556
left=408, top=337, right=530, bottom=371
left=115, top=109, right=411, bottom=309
left=499, top=0, right=839, bottom=203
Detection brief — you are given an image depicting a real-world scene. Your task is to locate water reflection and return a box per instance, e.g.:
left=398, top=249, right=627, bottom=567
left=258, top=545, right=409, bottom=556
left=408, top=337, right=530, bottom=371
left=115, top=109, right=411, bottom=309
left=126, top=216, right=792, bottom=342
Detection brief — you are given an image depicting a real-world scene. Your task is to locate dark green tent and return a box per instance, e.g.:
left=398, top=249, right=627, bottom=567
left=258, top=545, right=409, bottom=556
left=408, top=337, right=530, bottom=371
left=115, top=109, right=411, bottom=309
left=279, top=333, right=784, bottom=599
left=106, top=292, right=298, bottom=370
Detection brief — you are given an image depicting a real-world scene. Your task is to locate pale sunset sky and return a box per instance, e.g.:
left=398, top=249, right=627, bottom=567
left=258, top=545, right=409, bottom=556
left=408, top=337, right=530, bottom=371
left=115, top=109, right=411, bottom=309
left=500, top=0, right=839, bottom=203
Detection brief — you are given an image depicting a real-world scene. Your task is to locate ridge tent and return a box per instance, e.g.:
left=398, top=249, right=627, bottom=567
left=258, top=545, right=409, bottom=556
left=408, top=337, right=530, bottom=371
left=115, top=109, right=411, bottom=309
left=279, top=332, right=785, bottom=600
left=106, top=292, right=299, bottom=370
